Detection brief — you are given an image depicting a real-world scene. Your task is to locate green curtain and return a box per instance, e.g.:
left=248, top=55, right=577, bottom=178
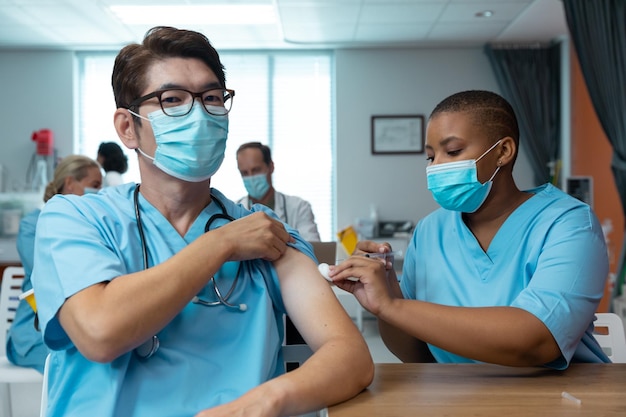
left=562, top=0, right=626, bottom=215
left=562, top=0, right=626, bottom=297
left=484, top=43, right=562, bottom=187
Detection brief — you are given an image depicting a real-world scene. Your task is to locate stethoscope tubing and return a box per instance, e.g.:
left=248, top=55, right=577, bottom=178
left=132, top=184, right=247, bottom=358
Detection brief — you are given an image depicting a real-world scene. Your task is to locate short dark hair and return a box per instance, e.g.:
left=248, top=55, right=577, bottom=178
left=430, top=90, right=519, bottom=147
left=112, top=26, right=227, bottom=111
left=98, top=142, right=128, bottom=174
left=236, top=142, right=273, bottom=166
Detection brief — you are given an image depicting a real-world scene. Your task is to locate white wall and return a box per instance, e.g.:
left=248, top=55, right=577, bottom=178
left=0, top=47, right=534, bottom=236
left=0, top=50, right=74, bottom=191
left=335, top=47, right=534, bottom=230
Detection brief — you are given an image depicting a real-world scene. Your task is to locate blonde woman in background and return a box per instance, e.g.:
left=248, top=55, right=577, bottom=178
left=5, top=154, right=102, bottom=372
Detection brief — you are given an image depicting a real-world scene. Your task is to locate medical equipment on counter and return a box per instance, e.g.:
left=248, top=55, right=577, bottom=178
left=26, top=129, right=56, bottom=192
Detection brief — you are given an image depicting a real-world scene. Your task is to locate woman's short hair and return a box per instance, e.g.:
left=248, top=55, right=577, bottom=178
left=430, top=90, right=520, bottom=146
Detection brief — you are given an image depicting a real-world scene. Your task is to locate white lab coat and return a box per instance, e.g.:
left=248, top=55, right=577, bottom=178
left=238, top=191, right=321, bottom=242
left=102, top=171, right=124, bottom=187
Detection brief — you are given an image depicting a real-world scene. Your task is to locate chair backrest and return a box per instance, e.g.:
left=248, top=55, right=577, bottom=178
left=592, top=312, right=626, bottom=363
left=40, top=354, right=50, bottom=417
left=309, top=241, right=337, bottom=265
left=0, top=266, right=26, bottom=356
left=282, top=343, right=313, bottom=367
left=281, top=344, right=319, bottom=417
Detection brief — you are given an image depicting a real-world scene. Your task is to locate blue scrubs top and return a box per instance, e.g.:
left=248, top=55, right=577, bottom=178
left=5, top=208, right=49, bottom=373
left=401, top=184, right=610, bottom=369
left=32, top=184, right=315, bottom=417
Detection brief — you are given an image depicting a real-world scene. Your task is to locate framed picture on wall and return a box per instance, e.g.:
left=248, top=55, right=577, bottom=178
left=371, top=115, right=424, bottom=155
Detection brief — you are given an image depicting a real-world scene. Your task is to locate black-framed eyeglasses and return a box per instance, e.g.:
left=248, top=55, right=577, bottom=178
left=128, top=88, right=235, bottom=117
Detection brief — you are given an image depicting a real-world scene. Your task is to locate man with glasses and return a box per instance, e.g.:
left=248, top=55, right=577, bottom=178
left=236, top=141, right=321, bottom=242
left=31, top=26, right=373, bottom=417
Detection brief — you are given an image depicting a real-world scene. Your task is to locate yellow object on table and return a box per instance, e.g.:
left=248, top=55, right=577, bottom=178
left=337, top=225, right=358, bottom=255
left=19, top=288, right=37, bottom=313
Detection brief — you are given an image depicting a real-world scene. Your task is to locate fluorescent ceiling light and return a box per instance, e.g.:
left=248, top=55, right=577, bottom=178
left=109, top=5, right=277, bottom=25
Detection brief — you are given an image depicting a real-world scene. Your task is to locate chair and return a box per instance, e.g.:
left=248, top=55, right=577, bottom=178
left=0, top=266, right=43, bottom=417
left=282, top=343, right=313, bottom=368
left=39, top=354, right=50, bottom=417
left=592, top=312, right=626, bottom=363
left=612, top=292, right=626, bottom=328
left=281, top=344, right=327, bottom=417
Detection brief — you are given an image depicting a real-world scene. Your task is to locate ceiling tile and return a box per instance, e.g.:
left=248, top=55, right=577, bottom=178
left=277, top=4, right=360, bottom=25
left=496, top=0, right=567, bottom=43
left=0, top=5, right=38, bottom=25
left=354, top=23, right=432, bottom=42
left=440, top=2, right=531, bottom=22
left=0, top=26, right=53, bottom=45
left=428, top=21, right=509, bottom=42
left=18, top=5, right=93, bottom=24
left=0, top=0, right=570, bottom=50
left=282, top=22, right=356, bottom=43
left=359, top=3, right=445, bottom=23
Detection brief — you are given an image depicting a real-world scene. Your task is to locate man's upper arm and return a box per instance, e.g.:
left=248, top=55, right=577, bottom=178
left=274, top=248, right=353, bottom=349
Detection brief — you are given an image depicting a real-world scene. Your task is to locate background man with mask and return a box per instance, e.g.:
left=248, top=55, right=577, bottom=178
left=236, top=141, right=321, bottom=242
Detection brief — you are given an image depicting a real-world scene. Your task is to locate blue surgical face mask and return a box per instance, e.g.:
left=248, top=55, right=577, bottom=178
left=130, top=103, right=229, bottom=182
left=426, top=140, right=502, bottom=213
left=243, top=173, right=270, bottom=200
left=83, top=187, right=100, bottom=195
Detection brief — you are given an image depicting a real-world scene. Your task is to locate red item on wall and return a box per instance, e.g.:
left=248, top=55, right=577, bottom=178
left=31, top=129, right=54, bottom=156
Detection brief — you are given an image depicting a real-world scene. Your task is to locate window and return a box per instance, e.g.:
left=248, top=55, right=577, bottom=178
left=76, top=51, right=334, bottom=241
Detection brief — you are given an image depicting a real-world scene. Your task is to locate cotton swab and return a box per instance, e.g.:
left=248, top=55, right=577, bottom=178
left=561, top=391, right=582, bottom=406
left=318, top=263, right=359, bottom=282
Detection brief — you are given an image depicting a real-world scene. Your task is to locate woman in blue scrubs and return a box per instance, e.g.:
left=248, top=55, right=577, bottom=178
left=6, top=154, right=102, bottom=373
left=330, top=90, right=609, bottom=369
left=32, top=26, right=373, bottom=417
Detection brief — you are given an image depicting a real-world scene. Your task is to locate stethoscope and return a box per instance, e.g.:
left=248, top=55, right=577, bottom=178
left=133, top=184, right=247, bottom=359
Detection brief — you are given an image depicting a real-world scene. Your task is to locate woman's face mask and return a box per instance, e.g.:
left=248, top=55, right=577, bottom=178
left=130, top=103, right=229, bottom=182
left=426, top=140, right=502, bottom=213
left=83, top=187, right=100, bottom=195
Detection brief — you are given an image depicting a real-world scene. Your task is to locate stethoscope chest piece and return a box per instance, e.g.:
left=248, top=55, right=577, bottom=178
left=135, top=335, right=160, bottom=359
